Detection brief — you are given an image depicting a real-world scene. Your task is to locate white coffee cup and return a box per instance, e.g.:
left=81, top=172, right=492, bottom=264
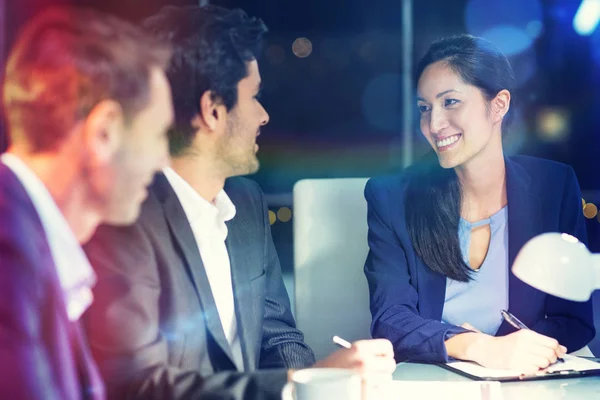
left=283, top=368, right=361, bottom=400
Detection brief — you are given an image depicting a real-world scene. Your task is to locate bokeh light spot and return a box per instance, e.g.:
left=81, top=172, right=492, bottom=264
left=277, top=207, right=293, bottom=223
left=584, top=203, right=598, bottom=219
left=536, top=108, right=570, bottom=142
left=292, top=37, right=313, bottom=58
left=361, top=74, right=402, bottom=132
left=466, top=0, right=543, bottom=56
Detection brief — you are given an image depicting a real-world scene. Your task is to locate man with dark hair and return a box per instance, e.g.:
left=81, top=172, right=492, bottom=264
left=83, top=5, right=395, bottom=400
left=0, top=6, right=173, bottom=399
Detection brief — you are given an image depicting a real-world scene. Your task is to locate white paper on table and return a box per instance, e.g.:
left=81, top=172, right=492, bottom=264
left=382, top=380, right=503, bottom=400
left=446, top=354, right=600, bottom=379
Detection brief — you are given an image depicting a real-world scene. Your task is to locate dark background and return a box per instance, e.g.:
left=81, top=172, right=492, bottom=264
left=3, top=0, right=600, bottom=194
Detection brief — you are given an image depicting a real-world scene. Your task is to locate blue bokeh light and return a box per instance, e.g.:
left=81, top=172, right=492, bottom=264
left=465, top=0, right=543, bottom=56
left=480, top=26, right=533, bottom=57
left=361, top=74, right=402, bottom=132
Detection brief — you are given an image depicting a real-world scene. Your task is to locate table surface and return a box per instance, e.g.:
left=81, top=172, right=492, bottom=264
left=393, top=361, right=600, bottom=399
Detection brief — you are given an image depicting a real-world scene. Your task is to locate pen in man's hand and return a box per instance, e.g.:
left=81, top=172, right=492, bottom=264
left=333, top=335, right=352, bottom=349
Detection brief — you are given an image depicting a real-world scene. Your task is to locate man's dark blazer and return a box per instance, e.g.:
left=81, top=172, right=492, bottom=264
left=83, top=172, right=315, bottom=399
left=0, top=163, right=104, bottom=400
left=364, top=156, right=596, bottom=363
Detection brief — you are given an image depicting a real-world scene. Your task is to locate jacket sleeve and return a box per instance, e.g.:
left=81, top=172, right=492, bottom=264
left=364, top=178, right=468, bottom=363
left=251, top=182, right=316, bottom=369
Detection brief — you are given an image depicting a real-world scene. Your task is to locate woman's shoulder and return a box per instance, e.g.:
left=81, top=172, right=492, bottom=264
left=366, top=171, right=412, bottom=203
left=508, top=155, right=571, bottom=170
left=368, top=172, right=406, bottom=189
left=368, top=160, right=432, bottom=192
left=508, top=155, right=575, bottom=188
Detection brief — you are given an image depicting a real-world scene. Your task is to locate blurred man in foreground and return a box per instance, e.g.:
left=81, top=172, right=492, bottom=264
left=0, top=7, right=173, bottom=398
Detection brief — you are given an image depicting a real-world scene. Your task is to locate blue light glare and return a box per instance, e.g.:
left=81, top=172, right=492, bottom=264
left=573, top=0, right=600, bottom=36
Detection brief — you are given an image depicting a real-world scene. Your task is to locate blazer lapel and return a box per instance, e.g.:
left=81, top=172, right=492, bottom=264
left=497, top=158, right=545, bottom=335
left=153, top=173, right=236, bottom=366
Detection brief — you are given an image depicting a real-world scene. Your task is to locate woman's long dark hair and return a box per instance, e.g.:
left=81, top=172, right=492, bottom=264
left=406, top=34, right=515, bottom=282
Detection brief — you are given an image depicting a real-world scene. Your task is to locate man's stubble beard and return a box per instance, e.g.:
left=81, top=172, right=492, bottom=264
left=219, top=115, right=260, bottom=178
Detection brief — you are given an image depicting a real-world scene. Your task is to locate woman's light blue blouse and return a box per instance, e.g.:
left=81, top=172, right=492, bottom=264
left=441, top=206, right=509, bottom=335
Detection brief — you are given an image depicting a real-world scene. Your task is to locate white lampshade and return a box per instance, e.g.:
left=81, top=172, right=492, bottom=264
left=512, top=232, right=600, bottom=302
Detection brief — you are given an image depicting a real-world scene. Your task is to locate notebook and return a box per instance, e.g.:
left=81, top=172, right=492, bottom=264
left=441, top=355, right=600, bottom=382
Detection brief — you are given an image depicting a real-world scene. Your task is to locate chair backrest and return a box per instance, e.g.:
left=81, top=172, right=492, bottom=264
left=293, top=178, right=372, bottom=360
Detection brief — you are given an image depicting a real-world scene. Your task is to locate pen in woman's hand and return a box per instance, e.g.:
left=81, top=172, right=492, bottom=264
left=500, top=309, right=528, bottom=330
left=501, top=309, right=565, bottom=363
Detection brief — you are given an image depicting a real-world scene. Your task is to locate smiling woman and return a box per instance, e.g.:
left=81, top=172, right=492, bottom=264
left=411, top=35, right=515, bottom=279
left=364, top=34, right=595, bottom=374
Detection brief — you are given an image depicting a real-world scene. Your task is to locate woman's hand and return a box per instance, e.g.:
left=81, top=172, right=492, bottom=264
left=467, top=330, right=567, bottom=374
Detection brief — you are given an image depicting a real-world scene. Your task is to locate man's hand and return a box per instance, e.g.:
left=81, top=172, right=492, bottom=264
left=314, top=338, right=396, bottom=397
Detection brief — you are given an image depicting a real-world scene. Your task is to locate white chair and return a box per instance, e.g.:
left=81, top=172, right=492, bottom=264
left=293, top=178, right=372, bottom=360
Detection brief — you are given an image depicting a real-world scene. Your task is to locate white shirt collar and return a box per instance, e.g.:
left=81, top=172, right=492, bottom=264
left=1, top=153, right=96, bottom=321
left=163, top=167, right=236, bottom=228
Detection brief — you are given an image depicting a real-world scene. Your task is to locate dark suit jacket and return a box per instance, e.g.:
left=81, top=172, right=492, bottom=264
left=364, top=156, right=596, bottom=363
left=0, top=164, right=104, bottom=400
left=83, top=173, right=314, bottom=399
